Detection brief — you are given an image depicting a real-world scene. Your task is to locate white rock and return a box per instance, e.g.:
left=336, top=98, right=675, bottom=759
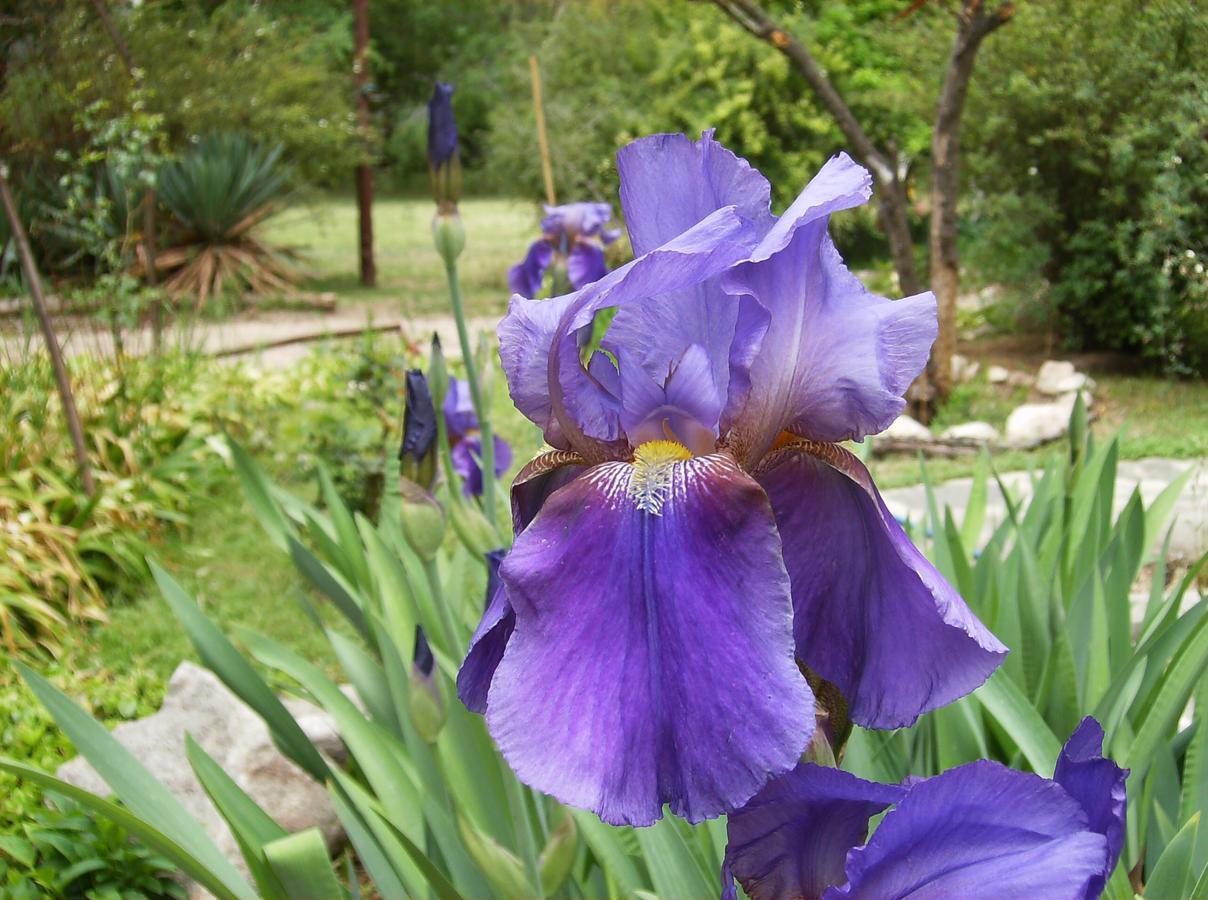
left=1036, top=360, right=1095, bottom=396
left=58, top=662, right=345, bottom=897
left=882, top=415, right=933, bottom=442
left=940, top=421, right=1000, bottom=444
left=949, top=353, right=981, bottom=383
left=1006, top=370, right=1036, bottom=388
left=987, top=365, right=1010, bottom=384
left=1005, top=399, right=1077, bottom=448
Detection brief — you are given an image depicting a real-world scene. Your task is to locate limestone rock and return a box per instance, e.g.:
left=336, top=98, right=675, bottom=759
left=1005, top=396, right=1077, bottom=448
left=57, top=662, right=345, bottom=897
left=951, top=354, right=981, bottom=383
left=882, top=415, right=933, bottom=442
left=1036, top=360, right=1095, bottom=396
left=987, top=365, right=1010, bottom=385
left=940, top=421, right=1000, bottom=444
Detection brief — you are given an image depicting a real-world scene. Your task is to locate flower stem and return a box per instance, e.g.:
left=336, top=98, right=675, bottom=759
left=443, top=258, right=498, bottom=532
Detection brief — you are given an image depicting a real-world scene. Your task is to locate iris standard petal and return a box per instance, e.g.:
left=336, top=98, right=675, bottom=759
left=450, top=436, right=511, bottom=497
left=1054, top=717, right=1128, bottom=897
left=487, top=452, right=812, bottom=825
left=543, top=201, right=614, bottom=238
left=831, top=761, right=1109, bottom=899
left=617, top=130, right=774, bottom=257
left=458, top=454, right=584, bottom=713
left=723, top=763, right=904, bottom=900
left=567, top=240, right=607, bottom=289
left=617, top=343, right=724, bottom=452
left=757, top=441, right=1005, bottom=729
left=498, top=206, right=753, bottom=457
left=508, top=238, right=554, bottom=298
left=724, top=158, right=934, bottom=462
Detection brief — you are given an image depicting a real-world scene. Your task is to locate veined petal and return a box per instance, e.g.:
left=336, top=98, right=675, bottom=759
left=567, top=240, right=607, bottom=289
left=757, top=441, right=1005, bottom=729
left=442, top=376, right=477, bottom=439
left=725, top=156, right=934, bottom=462
left=508, top=239, right=554, bottom=298
left=457, top=452, right=584, bottom=714
left=723, top=763, right=903, bottom=900
left=1054, top=717, right=1128, bottom=897
left=499, top=206, right=754, bottom=457
left=830, top=761, right=1109, bottom=899
left=617, top=130, right=774, bottom=257
left=617, top=343, right=724, bottom=453
left=488, top=452, right=812, bottom=825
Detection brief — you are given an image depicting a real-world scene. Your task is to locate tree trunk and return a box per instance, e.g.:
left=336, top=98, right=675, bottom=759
left=710, top=0, right=923, bottom=298
left=927, top=1, right=1013, bottom=400
left=0, top=167, right=95, bottom=496
left=353, top=0, right=376, bottom=287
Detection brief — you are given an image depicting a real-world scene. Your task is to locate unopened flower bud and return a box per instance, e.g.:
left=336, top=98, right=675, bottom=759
left=427, top=82, right=462, bottom=212
left=409, top=625, right=446, bottom=742
left=400, top=370, right=438, bottom=490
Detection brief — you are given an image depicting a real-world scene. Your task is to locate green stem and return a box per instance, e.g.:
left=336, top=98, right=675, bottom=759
left=443, top=259, right=498, bottom=531
left=503, top=769, right=545, bottom=898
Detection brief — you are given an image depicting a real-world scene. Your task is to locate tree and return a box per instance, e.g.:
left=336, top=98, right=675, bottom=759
left=708, top=0, right=1011, bottom=411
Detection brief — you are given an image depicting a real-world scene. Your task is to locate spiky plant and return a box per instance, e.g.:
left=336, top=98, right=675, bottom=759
left=155, top=133, right=300, bottom=308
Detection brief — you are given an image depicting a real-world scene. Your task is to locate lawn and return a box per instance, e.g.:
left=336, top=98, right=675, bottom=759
left=265, top=195, right=539, bottom=318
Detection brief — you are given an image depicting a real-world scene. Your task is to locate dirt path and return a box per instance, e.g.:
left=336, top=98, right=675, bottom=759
left=0, top=302, right=495, bottom=368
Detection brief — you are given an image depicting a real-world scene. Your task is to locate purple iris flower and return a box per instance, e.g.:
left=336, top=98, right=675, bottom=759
left=508, top=202, right=621, bottom=297
left=459, top=131, right=1007, bottom=826
left=722, top=717, right=1128, bottom=900
left=444, top=376, right=512, bottom=497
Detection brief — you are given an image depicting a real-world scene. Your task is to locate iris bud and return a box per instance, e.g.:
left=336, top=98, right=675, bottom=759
left=431, top=211, right=465, bottom=266
left=457, top=814, right=530, bottom=897
left=409, top=625, right=446, bottom=742
left=427, top=333, right=449, bottom=412
left=448, top=498, right=499, bottom=557
left=538, top=808, right=579, bottom=895
left=427, top=82, right=461, bottom=211
left=399, top=370, right=445, bottom=557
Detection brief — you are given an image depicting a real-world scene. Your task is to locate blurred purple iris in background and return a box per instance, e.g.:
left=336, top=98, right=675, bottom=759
left=459, top=130, right=1007, bottom=826
left=722, top=717, right=1127, bottom=900
left=444, top=376, right=511, bottom=496
left=508, top=202, right=620, bottom=297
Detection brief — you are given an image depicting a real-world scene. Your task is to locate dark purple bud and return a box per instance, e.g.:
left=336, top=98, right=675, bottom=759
left=413, top=624, right=435, bottom=677
left=427, top=82, right=461, bottom=210
left=400, top=370, right=438, bottom=488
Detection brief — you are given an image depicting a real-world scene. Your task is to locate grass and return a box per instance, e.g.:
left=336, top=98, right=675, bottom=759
left=264, top=195, right=539, bottom=319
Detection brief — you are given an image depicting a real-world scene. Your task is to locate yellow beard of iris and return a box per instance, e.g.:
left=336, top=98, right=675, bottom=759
left=628, top=439, right=692, bottom=515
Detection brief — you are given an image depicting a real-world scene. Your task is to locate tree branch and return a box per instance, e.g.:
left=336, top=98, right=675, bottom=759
left=709, top=0, right=894, bottom=184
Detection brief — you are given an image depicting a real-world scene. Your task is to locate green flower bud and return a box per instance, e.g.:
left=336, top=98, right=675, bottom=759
left=432, top=211, right=466, bottom=267
left=409, top=626, right=446, bottom=743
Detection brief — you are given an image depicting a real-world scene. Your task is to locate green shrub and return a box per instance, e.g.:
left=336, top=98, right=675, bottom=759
left=0, top=352, right=262, bottom=652
left=966, top=0, right=1208, bottom=375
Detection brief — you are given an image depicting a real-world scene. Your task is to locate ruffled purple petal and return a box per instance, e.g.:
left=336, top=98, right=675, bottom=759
left=723, top=763, right=903, bottom=900
left=498, top=206, right=754, bottom=456
left=567, top=241, right=607, bottom=289
left=458, top=455, right=584, bottom=713
left=450, top=434, right=512, bottom=497
left=830, top=761, right=1110, bottom=899
left=758, top=443, right=1005, bottom=729
left=488, top=453, right=812, bottom=825
left=543, top=201, right=614, bottom=239
left=508, top=239, right=554, bottom=298
left=617, top=130, right=774, bottom=257
left=617, top=343, right=724, bottom=453
left=1054, top=717, right=1129, bottom=897
left=725, top=156, right=935, bottom=462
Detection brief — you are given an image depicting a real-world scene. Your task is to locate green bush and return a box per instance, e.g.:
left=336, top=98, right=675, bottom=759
left=0, top=793, right=185, bottom=898
left=966, top=0, right=1208, bottom=375
left=0, top=352, right=263, bottom=652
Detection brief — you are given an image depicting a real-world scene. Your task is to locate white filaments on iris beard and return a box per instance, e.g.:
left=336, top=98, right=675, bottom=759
left=627, top=440, right=693, bottom=515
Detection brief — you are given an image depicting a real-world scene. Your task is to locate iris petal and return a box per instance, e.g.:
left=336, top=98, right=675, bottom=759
left=757, top=441, right=1005, bottom=729
left=831, top=762, right=1108, bottom=899
left=617, top=129, right=774, bottom=257
left=1054, top=717, right=1129, bottom=898
left=725, top=155, right=935, bottom=462
left=457, top=452, right=583, bottom=713
left=723, top=763, right=903, bottom=900
left=567, top=241, right=607, bottom=289
left=487, top=453, right=812, bottom=825
left=507, top=238, right=554, bottom=298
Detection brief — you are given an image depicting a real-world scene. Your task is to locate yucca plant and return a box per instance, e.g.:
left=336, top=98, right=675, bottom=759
left=154, top=133, right=300, bottom=308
